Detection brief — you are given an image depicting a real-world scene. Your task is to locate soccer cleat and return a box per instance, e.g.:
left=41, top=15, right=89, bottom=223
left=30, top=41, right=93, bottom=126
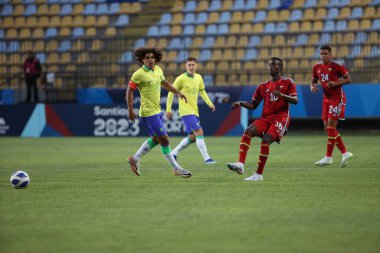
left=227, top=162, right=244, bottom=175
left=128, top=156, right=141, bottom=176
left=314, top=156, right=333, bottom=166
left=173, top=167, right=192, bottom=178
left=340, top=152, right=353, bottom=168
left=244, top=173, right=263, bottom=181
left=173, top=154, right=178, bottom=161
left=205, top=158, right=217, bottom=164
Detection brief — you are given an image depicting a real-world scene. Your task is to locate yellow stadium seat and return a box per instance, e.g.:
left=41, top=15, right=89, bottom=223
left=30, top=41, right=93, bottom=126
left=189, top=49, right=200, bottom=59
left=157, top=38, right=168, bottom=48
left=38, top=17, right=49, bottom=27
left=243, top=61, right=254, bottom=71
left=73, top=41, right=84, bottom=51
left=315, top=8, right=327, bottom=20
left=293, top=47, right=303, bottom=58
left=237, top=37, right=248, bottom=48
left=308, top=34, right=319, bottom=45
left=216, top=74, right=227, bottom=85
left=84, top=16, right=96, bottom=27
left=317, top=0, right=329, bottom=7
left=360, top=19, right=371, bottom=30
left=47, top=53, right=59, bottom=64
left=38, top=4, right=49, bottom=15
left=62, top=16, right=73, bottom=27
left=196, top=1, right=208, bottom=12
left=252, top=23, right=264, bottom=33
left=287, top=59, right=298, bottom=69
left=313, top=21, right=324, bottom=31
left=167, top=63, right=178, bottom=72
left=171, top=1, right=184, bottom=12
left=256, top=0, right=269, bottom=9
left=72, top=4, right=84, bottom=15
left=291, top=0, right=305, bottom=9
left=231, top=11, right=243, bottom=23
left=85, top=27, right=97, bottom=37
left=227, top=74, right=239, bottom=85
left=244, top=11, right=254, bottom=21
left=19, top=28, right=31, bottom=39
left=303, top=9, right=314, bottom=20
left=226, top=36, right=237, bottom=47
left=300, top=21, right=312, bottom=32
left=32, top=28, right=44, bottom=38
left=278, top=10, right=290, bottom=22
left=77, top=52, right=89, bottom=64
left=351, top=0, right=371, bottom=6
left=25, top=16, right=38, bottom=28
left=363, top=6, right=375, bottom=18
left=223, top=49, right=236, bottom=61
left=258, top=48, right=269, bottom=60
left=195, top=24, right=206, bottom=34
left=191, top=38, right=203, bottom=48
left=288, top=22, right=300, bottom=32
left=249, top=74, right=262, bottom=85
left=50, top=4, right=60, bottom=15
left=367, top=32, right=378, bottom=44
left=171, top=25, right=182, bottom=35
left=46, top=40, right=59, bottom=52
left=338, top=7, right=351, bottom=19
left=119, top=2, right=131, bottom=13
left=304, top=47, right=315, bottom=58
left=13, top=5, right=25, bottom=16
left=60, top=53, right=71, bottom=63
left=34, top=41, right=45, bottom=51
left=97, top=15, right=109, bottom=27
left=274, top=35, right=286, bottom=46
left=214, top=37, right=225, bottom=47
left=267, top=10, right=278, bottom=22
left=3, top=17, right=14, bottom=28
left=49, top=16, right=61, bottom=28
left=241, top=23, right=252, bottom=33
left=73, top=16, right=85, bottom=27
left=91, top=40, right=103, bottom=51
left=220, top=0, right=233, bottom=11
left=230, top=23, right=241, bottom=34
left=14, top=17, right=26, bottom=28
left=261, top=35, right=272, bottom=45
left=171, top=13, right=183, bottom=24
left=21, top=41, right=33, bottom=52
left=348, top=20, right=359, bottom=30
left=166, top=51, right=177, bottom=61
left=239, top=74, right=249, bottom=85
left=59, top=27, right=71, bottom=37
left=146, top=38, right=157, bottom=47
left=207, top=12, right=219, bottom=24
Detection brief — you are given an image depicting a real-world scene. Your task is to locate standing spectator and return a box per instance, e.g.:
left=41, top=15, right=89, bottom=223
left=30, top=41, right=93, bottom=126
left=126, top=47, right=192, bottom=178
left=226, top=57, right=298, bottom=181
left=23, top=51, right=42, bottom=103
left=311, top=45, right=353, bottom=167
left=166, top=57, right=217, bottom=164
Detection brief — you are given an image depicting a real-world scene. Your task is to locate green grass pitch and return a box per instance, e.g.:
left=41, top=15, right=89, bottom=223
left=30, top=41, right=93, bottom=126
left=0, top=134, right=379, bottom=253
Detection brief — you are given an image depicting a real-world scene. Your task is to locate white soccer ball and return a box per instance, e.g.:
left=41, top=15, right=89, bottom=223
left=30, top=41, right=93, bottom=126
left=10, top=171, right=30, bottom=189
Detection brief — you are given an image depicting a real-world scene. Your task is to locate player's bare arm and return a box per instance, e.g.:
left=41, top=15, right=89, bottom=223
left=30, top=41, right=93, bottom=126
left=272, top=90, right=298, bottom=105
left=231, top=100, right=259, bottom=110
left=126, top=86, right=137, bottom=122
left=326, top=73, right=352, bottom=88
left=161, top=79, right=187, bottom=103
left=310, top=77, right=319, bottom=93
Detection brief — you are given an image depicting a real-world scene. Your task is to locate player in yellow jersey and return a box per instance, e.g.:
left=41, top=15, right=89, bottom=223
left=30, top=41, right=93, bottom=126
left=126, top=47, right=192, bottom=178
left=166, top=57, right=217, bottom=164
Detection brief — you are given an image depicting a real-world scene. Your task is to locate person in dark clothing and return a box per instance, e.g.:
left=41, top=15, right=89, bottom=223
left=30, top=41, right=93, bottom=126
left=23, top=51, right=42, bottom=103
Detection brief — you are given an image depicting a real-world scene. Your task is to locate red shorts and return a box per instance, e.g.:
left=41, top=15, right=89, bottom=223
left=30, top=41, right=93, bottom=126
left=252, top=117, right=290, bottom=143
left=322, top=98, right=346, bottom=121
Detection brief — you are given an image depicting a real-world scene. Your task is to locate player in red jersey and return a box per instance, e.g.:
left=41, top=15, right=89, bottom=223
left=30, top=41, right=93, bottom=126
left=311, top=45, right=353, bottom=167
left=226, top=57, right=298, bottom=181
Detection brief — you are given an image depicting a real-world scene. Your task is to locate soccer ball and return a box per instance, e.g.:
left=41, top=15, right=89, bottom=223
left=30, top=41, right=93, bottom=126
left=10, top=171, right=30, bottom=189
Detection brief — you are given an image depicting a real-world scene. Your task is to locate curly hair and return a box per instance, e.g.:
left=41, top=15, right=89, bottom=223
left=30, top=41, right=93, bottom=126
left=134, top=47, right=163, bottom=64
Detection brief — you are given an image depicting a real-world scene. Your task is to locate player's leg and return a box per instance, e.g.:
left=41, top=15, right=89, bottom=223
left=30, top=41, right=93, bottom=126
left=244, top=117, right=286, bottom=181
left=128, top=115, right=159, bottom=176
left=171, top=115, right=196, bottom=160
left=315, top=100, right=335, bottom=166
left=334, top=102, right=353, bottom=167
left=193, top=127, right=217, bottom=164
left=227, top=119, right=264, bottom=175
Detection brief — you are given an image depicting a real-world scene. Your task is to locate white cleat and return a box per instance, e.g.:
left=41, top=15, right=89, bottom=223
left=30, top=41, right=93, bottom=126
left=227, top=162, right=244, bottom=175
left=340, top=152, right=353, bottom=167
left=128, top=156, right=141, bottom=176
left=314, top=157, right=333, bottom=166
left=173, top=167, right=192, bottom=178
left=244, top=173, right=263, bottom=181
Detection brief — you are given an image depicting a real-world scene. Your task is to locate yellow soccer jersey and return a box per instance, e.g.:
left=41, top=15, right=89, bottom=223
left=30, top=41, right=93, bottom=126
left=131, top=65, right=165, bottom=117
left=166, top=73, right=213, bottom=117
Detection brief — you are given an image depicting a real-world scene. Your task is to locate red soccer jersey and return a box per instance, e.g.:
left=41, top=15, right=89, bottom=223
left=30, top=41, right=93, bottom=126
left=252, top=77, right=297, bottom=120
left=312, top=60, right=349, bottom=100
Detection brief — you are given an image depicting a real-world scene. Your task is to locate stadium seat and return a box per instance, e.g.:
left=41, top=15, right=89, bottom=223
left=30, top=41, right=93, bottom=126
left=83, top=4, right=96, bottom=15
left=45, top=28, right=58, bottom=38
left=360, top=19, right=371, bottom=30
left=184, top=1, right=196, bottom=12
left=336, top=20, right=347, bottom=30
left=171, top=13, right=183, bottom=24
left=372, top=19, right=380, bottom=30
left=201, top=36, right=215, bottom=48
left=268, top=0, right=281, bottom=9
left=195, top=24, right=206, bottom=34
left=170, top=25, right=181, bottom=36
left=350, top=7, right=363, bottom=19
left=196, top=1, right=209, bottom=12
left=118, top=51, right=133, bottom=63
left=96, top=3, right=108, bottom=15
left=324, top=20, right=336, bottom=31
left=253, top=10, right=266, bottom=22
left=195, top=12, right=208, bottom=24
left=1, top=5, right=13, bottom=16
left=303, top=0, right=317, bottom=8
left=326, top=7, right=339, bottom=19
left=158, top=13, right=171, bottom=25
left=182, top=13, right=196, bottom=25
left=348, top=46, right=361, bottom=58
left=198, top=49, right=212, bottom=62
left=264, top=23, right=276, bottom=33
left=276, top=22, right=288, bottom=33
left=219, top=11, right=231, bottom=23
left=147, top=26, right=159, bottom=36
left=25, top=4, right=37, bottom=16
left=109, top=3, right=120, bottom=14
left=347, top=20, right=359, bottom=30
left=242, top=49, right=258, bottom=61
left=207, top=12, right=219, bottom=24
left=338, top=7, right=351, bottom=19
left=183, top=25, right=195, bottom=35
left=176, top=50, right=190, bottom=63
left=208, top=0, right=222, bottom=11
left=73, top=27, right=84, bottom=37
left=115, top=14, right=129, bottom=26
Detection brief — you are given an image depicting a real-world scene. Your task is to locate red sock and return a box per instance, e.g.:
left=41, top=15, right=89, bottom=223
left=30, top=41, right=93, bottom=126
left=335, top=131, right=347, bottom=154
left=326, top=127, right=337, bottom=157
left=238, top=134, right=252, bottom=164
left=256, top=142, right=270, bottom=174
